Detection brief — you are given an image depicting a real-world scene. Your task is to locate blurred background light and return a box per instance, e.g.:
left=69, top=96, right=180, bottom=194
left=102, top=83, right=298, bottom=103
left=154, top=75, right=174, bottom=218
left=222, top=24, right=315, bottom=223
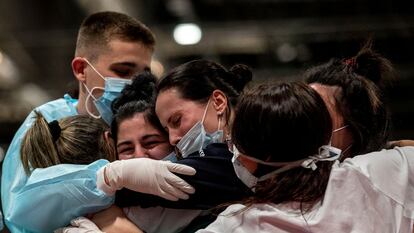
left=173, top=23, right=202, bottom=45
left=276, top=43, right=298, bottom=63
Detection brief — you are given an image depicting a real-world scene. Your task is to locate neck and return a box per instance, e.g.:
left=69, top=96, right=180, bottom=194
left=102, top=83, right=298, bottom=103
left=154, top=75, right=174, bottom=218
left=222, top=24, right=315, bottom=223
left=76, top=88, right=88, bottom=115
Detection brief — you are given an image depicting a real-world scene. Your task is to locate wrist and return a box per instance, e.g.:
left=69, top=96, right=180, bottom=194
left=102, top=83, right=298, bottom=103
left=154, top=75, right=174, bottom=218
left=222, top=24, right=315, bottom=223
left=104, top=167, right=110, bottom=186
left=96, top=165, right=116, bottom=195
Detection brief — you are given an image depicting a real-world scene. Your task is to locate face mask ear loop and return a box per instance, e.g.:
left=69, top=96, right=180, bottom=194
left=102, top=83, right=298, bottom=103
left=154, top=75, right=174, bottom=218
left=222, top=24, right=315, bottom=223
left=201, top=99, right=211, bottom=124
left=83, top=58, right=106, bottom=81
left=333, top=125, right=349, bottom=133
left=84, top=84, right=102, bottom=119
left=217, top=116, right=222, bottom=131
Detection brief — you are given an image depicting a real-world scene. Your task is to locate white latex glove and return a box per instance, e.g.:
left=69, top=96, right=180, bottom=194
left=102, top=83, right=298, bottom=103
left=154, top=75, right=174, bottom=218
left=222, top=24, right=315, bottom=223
left=54, top=217, right=103, bottom=233
left=96, top=158, right=196, bottom=201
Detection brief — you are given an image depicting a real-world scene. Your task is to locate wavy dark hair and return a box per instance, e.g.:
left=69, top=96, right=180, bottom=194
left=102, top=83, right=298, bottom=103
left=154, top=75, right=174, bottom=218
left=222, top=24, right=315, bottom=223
left=305, top=42, right=394, bottom=155
left=111, top=71, right=166, bottom=143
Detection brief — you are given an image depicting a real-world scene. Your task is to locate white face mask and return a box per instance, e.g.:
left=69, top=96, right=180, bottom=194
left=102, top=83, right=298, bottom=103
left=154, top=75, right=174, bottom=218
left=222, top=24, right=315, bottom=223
left=83, top=59, right=131, bottom=124
left=176, top=99, right=224, bottom=158
left=231, top=144, right=342, bottom=190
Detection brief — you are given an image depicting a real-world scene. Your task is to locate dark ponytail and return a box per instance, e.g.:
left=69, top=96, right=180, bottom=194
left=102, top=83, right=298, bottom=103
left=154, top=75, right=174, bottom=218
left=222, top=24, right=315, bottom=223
left=305, top=42, right=394, bottom=155
left=347, top=41, right=394, bottom=88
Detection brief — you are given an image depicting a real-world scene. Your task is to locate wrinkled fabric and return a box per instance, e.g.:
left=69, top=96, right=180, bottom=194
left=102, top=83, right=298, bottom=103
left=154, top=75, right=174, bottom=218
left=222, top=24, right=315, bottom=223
left=198, top=147, right=414, bottom=233
left=125, top=206, right=203, bottom=233
left=1, top=95, right=113, bottom=233
left=0, top=211, right=3, bottom=231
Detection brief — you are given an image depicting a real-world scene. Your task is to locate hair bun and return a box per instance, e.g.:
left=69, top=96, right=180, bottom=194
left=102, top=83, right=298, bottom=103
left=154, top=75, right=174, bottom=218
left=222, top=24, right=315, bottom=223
left=111, top=71, right=157, bottom=112
left=352, top=44, right=394, bottom=87
left=228, top=64, right=253, bottom=92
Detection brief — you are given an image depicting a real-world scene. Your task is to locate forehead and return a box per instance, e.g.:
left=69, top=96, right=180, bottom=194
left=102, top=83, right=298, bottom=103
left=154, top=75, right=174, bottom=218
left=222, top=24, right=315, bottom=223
left=156, top=89, right=202, bottom=121
left=118, top=113, right=159, bottom=136
left=97, top=39, right=153, bottom=71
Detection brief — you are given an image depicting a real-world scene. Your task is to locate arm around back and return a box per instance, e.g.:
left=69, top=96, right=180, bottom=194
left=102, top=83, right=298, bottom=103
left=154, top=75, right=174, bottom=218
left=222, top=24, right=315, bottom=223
left=1, top=97, right=113, bottom=233
left=115, top=143, right=252, bottom=209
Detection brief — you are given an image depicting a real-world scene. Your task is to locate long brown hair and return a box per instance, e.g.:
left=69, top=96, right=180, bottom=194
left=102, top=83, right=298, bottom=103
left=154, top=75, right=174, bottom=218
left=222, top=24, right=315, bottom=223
left=231, top=82, right=332, bottom=212
left=21, top=111, right=116, bottom=175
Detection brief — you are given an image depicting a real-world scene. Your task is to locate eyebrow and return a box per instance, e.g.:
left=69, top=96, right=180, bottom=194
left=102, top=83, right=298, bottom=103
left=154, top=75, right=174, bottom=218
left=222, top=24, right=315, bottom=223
left=110, top=62, right=137, bottom=68
left=142, top=134, right=163, bottom=141
left=117, top=140, right=132, bottom=148
left=111, top=62, right=151, bottom=73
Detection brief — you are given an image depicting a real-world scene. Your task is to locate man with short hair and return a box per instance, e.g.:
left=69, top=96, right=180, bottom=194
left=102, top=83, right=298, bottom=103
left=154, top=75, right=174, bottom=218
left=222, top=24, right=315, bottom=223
left=1, top=11, right=155, bottom=233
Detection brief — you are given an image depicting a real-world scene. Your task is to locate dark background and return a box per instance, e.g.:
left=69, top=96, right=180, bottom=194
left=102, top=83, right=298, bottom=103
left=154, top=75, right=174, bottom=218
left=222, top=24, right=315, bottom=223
left=0, top=0, right=413, bottom=152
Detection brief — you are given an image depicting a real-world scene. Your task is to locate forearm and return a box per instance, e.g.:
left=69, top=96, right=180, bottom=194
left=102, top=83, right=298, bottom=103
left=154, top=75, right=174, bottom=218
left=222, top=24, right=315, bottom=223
left=115, top=170, right=251, bottom=209
left=7, top=160, right=113, bottom=232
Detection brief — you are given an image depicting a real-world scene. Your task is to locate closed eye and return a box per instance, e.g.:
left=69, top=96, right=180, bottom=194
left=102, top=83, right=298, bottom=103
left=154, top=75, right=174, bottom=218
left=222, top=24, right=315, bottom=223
left=118, top=147, right=134, bottom=155
left=171, top=115, right=181, bottom=128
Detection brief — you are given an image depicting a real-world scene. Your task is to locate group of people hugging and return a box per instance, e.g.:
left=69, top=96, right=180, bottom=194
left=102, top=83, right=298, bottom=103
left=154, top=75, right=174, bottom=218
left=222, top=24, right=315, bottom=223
left=1, top=11, right=413, bottom=233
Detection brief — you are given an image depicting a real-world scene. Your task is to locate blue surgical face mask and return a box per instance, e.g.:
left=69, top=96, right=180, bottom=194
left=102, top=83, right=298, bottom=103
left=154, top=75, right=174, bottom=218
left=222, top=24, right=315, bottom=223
left=162, top=152, right=178, bottom=163
left=176, top=99, right=224, bottom=158
left=83, top=59, right=131, bottom=125
left=231, top=144, right=342, bottom=190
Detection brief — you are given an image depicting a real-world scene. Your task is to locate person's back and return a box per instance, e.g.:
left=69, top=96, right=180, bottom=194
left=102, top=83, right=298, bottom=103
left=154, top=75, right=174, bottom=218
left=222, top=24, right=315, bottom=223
left=198, top=81, right=414, bottom=233
left=1, top=11, right=155, bottom=233
left=20, top=112, right=117, bottom=175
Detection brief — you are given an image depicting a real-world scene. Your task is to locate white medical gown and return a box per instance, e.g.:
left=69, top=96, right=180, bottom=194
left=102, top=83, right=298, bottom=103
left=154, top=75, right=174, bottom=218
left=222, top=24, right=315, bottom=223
left=198, top=146, right=414, bottom=233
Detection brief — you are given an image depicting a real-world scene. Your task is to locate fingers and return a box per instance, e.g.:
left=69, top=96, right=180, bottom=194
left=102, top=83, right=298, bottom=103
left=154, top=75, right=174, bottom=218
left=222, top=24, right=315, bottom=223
left=54, top=228, right=65, bottom=233
left=166, top=162, right=196, bottom=176
left=156, top=187, right=180, bottom=201
left=70, top=217, right=101, bottom=231
left=165, top=172, right=195, bottom=195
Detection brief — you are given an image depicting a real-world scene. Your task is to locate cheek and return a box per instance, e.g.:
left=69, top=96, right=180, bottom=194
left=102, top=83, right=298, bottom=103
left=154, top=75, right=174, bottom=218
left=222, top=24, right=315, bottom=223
left=118, top=154, right=132, bottom=160
left=181, top=115, right=199, bottom=136
left=148, top=143, right=173, bottom=160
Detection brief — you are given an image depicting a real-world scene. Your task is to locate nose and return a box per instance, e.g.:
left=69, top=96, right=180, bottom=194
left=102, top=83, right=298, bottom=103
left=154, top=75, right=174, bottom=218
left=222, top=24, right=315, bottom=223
left=169, top=131, right=181, bottom=146
left=133, top=145, right=149, bottom=159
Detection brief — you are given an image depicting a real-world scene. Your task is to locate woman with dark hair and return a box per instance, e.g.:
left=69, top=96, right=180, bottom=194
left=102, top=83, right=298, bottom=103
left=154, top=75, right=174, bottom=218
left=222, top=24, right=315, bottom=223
left=305, top=43, right=394, bottom=158
left=110, top=71, right=173, bottom=160
left=86, top=61, right=254, bottom=233
left=198, top=81, right=414, bottom=233
left=108, top=60, right=254, bottom=210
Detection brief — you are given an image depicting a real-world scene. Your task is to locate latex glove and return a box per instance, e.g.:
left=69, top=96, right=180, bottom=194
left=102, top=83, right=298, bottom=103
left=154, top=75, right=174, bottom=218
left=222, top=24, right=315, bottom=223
left=96, top=158, right=196, bottom=201
left=54, top=217, right=103, bottom=233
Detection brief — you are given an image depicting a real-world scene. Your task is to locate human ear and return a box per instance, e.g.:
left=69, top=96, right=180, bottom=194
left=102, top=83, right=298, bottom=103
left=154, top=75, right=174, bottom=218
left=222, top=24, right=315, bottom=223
left=72, top=57, right=87, bottom=83
left=212, top=90, right=228, bottom=115
left=104, top=131, right=113, bottom=143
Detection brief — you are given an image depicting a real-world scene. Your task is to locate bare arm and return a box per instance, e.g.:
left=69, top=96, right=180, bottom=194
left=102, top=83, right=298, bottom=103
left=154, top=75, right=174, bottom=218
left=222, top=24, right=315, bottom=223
left=387, top=140, right=414, bottom=148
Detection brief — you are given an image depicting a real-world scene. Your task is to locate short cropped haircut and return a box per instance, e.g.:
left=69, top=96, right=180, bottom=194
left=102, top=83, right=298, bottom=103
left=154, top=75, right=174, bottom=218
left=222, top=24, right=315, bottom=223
left=75, top=11, right=155, bottom=60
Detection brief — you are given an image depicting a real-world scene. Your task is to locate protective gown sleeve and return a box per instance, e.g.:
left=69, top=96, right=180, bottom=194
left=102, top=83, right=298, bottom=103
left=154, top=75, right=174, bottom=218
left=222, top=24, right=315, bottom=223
left=1, top=97, right=114, bottom=233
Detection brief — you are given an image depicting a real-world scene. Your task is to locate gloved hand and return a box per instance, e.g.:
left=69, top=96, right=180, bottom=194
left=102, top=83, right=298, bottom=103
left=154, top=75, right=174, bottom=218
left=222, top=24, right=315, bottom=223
left=96, top=158, right=196, bottom=201
left=54, top=217, right=103, bottom=233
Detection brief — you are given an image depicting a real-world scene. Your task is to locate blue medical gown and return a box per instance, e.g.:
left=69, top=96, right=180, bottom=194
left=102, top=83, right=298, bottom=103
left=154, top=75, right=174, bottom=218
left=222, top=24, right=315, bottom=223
left=1, top=95, right=114, bottom=233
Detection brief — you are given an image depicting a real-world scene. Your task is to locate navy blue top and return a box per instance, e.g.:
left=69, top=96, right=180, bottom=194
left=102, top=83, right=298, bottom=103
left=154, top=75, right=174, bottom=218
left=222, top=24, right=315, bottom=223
left=115, top=143, right=252, bottom=209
